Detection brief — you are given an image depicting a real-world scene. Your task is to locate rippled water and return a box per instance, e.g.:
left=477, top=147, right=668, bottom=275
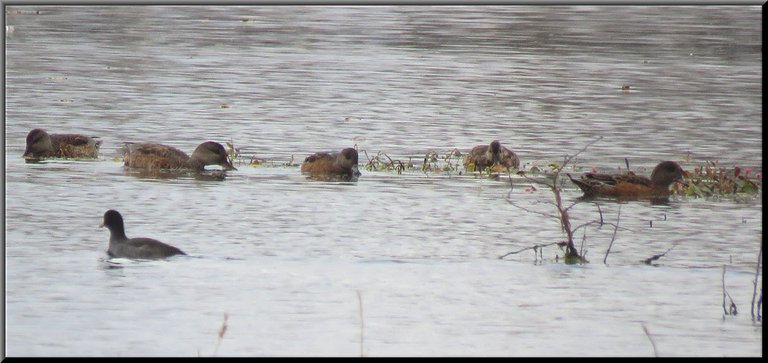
left=4, top=5, right=762, bottom=357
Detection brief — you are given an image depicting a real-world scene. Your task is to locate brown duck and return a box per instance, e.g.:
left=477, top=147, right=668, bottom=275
left=23, top=128, right=102, bottom=159
left=123, top=141, right=237, bottom=172
left=568, top=161, right=685, bottom=199
left=464, top=140, right=520, bottom=171
left=300, top=147, right=361, bottom=179
left=100, top=209, right=186, bottom=259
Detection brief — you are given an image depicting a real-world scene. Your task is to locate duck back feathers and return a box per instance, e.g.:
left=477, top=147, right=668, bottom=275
left=123, top=141, right=236, bottom=172
left=24, top=128, right=101, bottom=159
left=301, top=147, right=361, bottom=178
left=569, top=161, right=684, bottom=199
left=464, top=140, right=520, bottom=171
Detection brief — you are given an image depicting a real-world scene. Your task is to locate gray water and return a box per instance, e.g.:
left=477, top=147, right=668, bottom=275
left=3, top=5, right=762, bottom=357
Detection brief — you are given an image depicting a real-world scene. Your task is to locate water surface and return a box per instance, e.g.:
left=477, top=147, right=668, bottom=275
left=4, top=5, right=762, bottom=357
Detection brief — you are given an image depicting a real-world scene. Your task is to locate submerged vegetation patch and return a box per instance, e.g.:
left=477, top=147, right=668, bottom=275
left=217, top=140, right=761, bottom=199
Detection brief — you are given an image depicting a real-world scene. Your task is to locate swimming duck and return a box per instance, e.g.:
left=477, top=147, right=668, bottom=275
left=300, top=147, right=361, bottom=179
left=568, top=161, right=685, bottom=199
left=100, top=209, right=186, bottom=259
left=23, top=128, right=102, bottom=159
left=464, top=140, right=520, bottom=171
left=123, top=141, right=236, bottom=172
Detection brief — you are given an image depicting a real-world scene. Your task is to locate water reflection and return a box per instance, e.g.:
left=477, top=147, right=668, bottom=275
left=122, top=167, right=231, bottom=181
left=302, top=174, right=360, bottom=183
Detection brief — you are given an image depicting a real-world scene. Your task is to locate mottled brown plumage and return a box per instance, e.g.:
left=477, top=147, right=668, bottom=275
left=300, top=147, right=361, bottom=180
left=464, top=140, right=520, bottom=171
left=23, top=128, right=101, bottom=159
left=568, top=161, right=685, bottom=199
left=100, top=209, right=186, bottom=259
left=123, top=141, right=236, bottom=172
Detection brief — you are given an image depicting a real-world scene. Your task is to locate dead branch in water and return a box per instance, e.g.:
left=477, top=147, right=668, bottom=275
left=213, top=312, right=229, bottom=356
left=503, top=137, right=604, bottom=263
left=642, top=245, right=676, bottom=265
left=356, top=290, right=365, bottom=357
left=603, top=204, right=622, bottom=264
left=751, top=243, right=763, bottom=322
left=722, top=265, right=738, bottom=317
left=641, top=323, right=659, bottom=357
left=498, top=241, right=567, bottom=260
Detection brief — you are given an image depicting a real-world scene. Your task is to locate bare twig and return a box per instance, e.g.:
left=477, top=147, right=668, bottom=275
left=572, top=220, right=628, bottom=235
left=520, top=173, right=555, bottom=189
left=641, top=323, right=659, bottom=357
left=504, top=195, right=560, bottom=219
left=722, top=265, right=738, bottom=317
left=213, top=312, right=229, bottom=356
left=751, top=243, right=763, bottom=322
left=561, top=199, right=583, bottom=215
left=498, top=241, right=567, bottom=259
left=396, top=160, right=405, bottom=174
left=383, top=153, right=395, bottom=169
left=356, top=290, right=365, bottom=357
left=362, top=150, right=373, bottom=169
left=603, top=204, right=622, bottom=264
left=506, top=172, right=515, bottom=192
left=643, top=245, right=676, bottom=264
left=571, top=221, right=604, bottom=235
left=503, top=137, right=604, bottom=263
left=558, top=137, right=603, bottom=173
left=596, top=203, right=604, bottom=225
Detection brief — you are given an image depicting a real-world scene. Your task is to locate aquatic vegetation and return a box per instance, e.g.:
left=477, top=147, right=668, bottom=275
left=225, top=140, right=240, bottom=166
left=673, top=161, right=761, bottom=198
left=224, top=139, right=285, bottom=167
left=363, top=150, right=409, bottom=174
left=194, top=141, right=761, bottom=202
left=422, top=149, right=462, bottom=174
left=464, top=162, right=516, bottom=175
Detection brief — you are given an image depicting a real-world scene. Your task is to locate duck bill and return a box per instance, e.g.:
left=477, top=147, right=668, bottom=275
left=22, top=147, right=35, bottom=159
left=222, top=160, right=237, bottom=171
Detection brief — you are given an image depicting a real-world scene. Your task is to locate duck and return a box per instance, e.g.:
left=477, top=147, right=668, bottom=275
left=300, top=147, right=361, bottom=179
left=568, top=161, right=685, bottom=199
left=23, top=128, right=102, bottom=159
left=464, top=140, right=520, bottom=171
left=100, top=209, right=186, bottom=259
left=123, top=141, right=236, bottom=172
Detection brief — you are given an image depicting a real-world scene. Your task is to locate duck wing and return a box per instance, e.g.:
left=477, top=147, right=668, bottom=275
left=568, top=173, right=606, bottom=195
left=128, top=143, right=189, bottom=159
left=301, top=152, right=336, bottom=174
left=51, top=134, right=99, bottom=146
left=303, top=152, right=334, bottom=164
left=583, top=171, right=652, bottom=186
left=124, top=143, right=190, bottom=169
left=499, top=147, right=520, bottom=168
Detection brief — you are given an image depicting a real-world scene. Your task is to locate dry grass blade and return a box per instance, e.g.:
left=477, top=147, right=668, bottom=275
left=721, top=265, right=738, bottom=317
left=751, top=243, right=762, bottom=322
left=641, top=323, right=659, bottom=357
left=213, top=312, right=229, bottom=356
left=356, top=290, right=365, bottom=357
